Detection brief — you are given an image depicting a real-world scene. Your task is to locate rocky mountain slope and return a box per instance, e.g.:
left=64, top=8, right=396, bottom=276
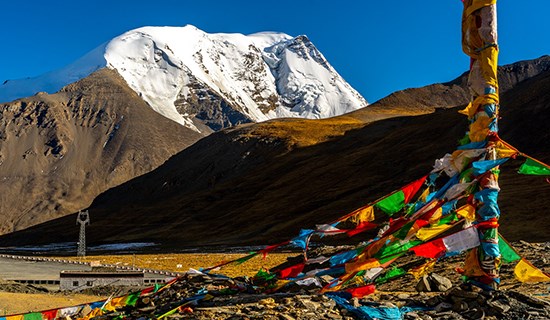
left=0, top=25, right=368, bottom=134
left=0, top=69, right=203, bottom=234
left=1, top=56, right=548, bottom=249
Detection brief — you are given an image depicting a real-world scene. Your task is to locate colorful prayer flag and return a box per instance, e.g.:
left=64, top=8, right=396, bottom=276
left=498, top=235, right=521, bottom=264
left=346, top=284, right=376, bottom=298
left=514, top=258, right=550, bottom=283
left=518, top=158, right=550, bottom=176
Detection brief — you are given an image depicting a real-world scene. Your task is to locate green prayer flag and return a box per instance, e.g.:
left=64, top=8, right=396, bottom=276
left=23, top=313, right=42, bottom=320
left=236, top=252, right=258, bottom=264
left=375, top=267, right=406, bottom=284
left=126, top=292, right=140, bottom=306
left=254, top=268, right=276, bottom=282
left=375, top=191, right=405, bottom=215
left=394, top=221, right=414, bottom=240
left=154, top=283, right=163, bottom=292
left=438, top=212, right=458, bottom=225
left=498, top=235, right=521, bottom=264
left=518, top=158, right=550, bottom=176
left=375, top=240, right=422, bottom=260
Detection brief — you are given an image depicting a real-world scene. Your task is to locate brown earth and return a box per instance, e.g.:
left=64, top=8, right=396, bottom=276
left=0, top=57, right=549, bottom=250
left=0, top=69, right=203, bottom=234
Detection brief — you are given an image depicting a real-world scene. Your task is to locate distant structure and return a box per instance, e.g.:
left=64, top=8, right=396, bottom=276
left=60, top=267, right=145, bottom=291
left=76, top=210, right=90, bottom=257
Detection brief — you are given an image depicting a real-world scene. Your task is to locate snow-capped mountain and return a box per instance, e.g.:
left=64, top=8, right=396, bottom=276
left=0, top=25, right=368, bottom=133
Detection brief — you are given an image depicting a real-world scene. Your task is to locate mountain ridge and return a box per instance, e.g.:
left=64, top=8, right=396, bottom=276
left=0, top=25, right=368, bottom=133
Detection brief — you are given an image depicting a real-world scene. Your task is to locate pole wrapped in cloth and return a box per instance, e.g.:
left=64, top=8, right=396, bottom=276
left=461, top=0, right=501, bottom=288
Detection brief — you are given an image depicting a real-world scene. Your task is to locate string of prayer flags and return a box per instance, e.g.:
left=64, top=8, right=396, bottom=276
left=518, top=158, right=550, bottom=176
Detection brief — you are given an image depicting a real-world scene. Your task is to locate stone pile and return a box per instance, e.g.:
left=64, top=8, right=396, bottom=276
left=84, top=270, right=550, bottom=320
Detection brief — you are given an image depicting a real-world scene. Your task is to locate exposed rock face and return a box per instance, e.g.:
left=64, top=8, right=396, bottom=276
left=0, top=69, right=203, bottom=234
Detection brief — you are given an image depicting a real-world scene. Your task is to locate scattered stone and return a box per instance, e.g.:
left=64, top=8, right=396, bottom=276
left=430, top=273, right=452, bottom=292
left=416, top=275, right=432, bottom=292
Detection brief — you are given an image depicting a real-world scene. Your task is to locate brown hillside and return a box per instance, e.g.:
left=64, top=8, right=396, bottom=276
left=0, top=69, right=203, bottom=234
left=1, top=58, right=549, bottom=250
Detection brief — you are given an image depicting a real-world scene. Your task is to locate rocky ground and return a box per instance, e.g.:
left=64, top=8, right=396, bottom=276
left=72, top=242, right=550, bottom=319
left=0, top=242, right=548, bottom=319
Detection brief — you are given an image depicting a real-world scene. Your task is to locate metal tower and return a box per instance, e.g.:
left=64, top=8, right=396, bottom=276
left=76, top=210, right=90, bottom=257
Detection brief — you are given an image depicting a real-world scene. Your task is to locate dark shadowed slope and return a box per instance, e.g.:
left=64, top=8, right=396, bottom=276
left=1, top=58, right=549, bottom=249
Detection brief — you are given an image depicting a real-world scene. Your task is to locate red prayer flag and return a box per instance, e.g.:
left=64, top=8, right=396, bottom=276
left=410, top=238, right=446, bottom=258
left=278, top=263, right=305, bottom=279
left=346, top=221, right=377, bottom=237
left=346, top=284, right=376, bottom=298
left=41, top=309, right=58, bottom=320
left=402, top=175, right=428, bottom=203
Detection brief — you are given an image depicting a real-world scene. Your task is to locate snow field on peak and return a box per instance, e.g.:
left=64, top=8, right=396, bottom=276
left=0, top=25, right=368, bottom=133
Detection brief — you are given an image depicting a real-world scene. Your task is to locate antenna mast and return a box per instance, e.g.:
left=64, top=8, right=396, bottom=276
left=76, top=210, right=90, bottom=257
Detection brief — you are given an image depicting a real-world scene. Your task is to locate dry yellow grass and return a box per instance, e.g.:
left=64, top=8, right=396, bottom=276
left=243, top=116, right=364, bottom=147
left=0, top=253, right=294, bottom=314
left=0, top=292, right=104, bottom=316
left=55, top=252, right=293, bottom=278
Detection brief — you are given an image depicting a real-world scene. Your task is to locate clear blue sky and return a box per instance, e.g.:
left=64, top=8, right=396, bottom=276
left=1, top=0, right=548, bottom=102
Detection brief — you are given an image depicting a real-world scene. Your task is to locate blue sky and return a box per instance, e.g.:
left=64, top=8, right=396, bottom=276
left=1, top=1, right=548, bottom=102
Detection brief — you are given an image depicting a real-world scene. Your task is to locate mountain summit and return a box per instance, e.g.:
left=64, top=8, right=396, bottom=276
left=0, top=25, right=367, bottom=133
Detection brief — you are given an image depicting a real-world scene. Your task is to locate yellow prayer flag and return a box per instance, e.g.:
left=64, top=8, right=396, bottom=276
left=514, top=258, right=550, bottom=283
left=349, top=206, right=375, bottom=224
left=419, top=188, right=430, bottom=203
left=408, top=259, right=437, bottom=279
left=345, top=257, right=380, bottom=274
left=462, top=248, right=487, bottom=278
left=428, top=207, right=443, bottom=225
left=416, top=224, right=454, bottom=241
left=80, top=307, right=104, bottom=320
left=469, top=115, right=492, bottom=142
left=5, top=316, right=24, bottom=320
left=456, top=204, right=476, bottom=221
left=494, top=141, right=518, bottom=158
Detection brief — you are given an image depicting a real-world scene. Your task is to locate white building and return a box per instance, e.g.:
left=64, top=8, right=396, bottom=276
left=59, top=269, right=144, bottom=291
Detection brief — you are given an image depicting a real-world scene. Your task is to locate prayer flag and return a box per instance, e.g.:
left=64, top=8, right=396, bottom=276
left=416, top=224, right=454, bottom=241
left=410, top=239, right=446, bottom=258
left=518, top=158, right=550, bottom=176
left=456, top=204, right=476, bottom=221
left=402, top=176, right=428, bottom=203
left=472, top=158, right=509, bottom=176
left=498, top=235, right=520, bottom=264
left=346, top=284, right=376, bottom=298
left=40, top=310, right=58, bottom=320
left=514, top=258, right=550, bottom=283
left=348, top=206, right=375, bottom=224
left=278, top=263, right=305, bottom=279
left=408, top=260, right=437, bottom=279
left=376, top=191, right=405, bottom=215
left=442, top=227, right=480, bottom=253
